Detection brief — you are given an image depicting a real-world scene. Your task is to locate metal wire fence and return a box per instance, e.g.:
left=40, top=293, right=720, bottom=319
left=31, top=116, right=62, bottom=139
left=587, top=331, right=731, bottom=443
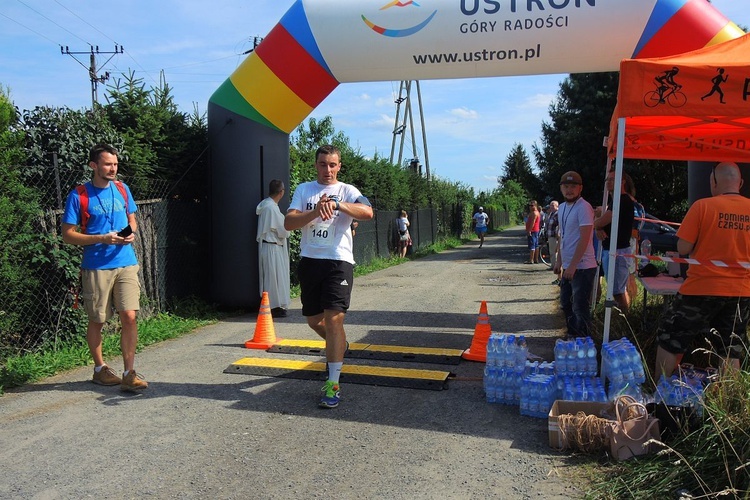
left=1, top=162, right=509, bottom=360
left=0, top=164, right=209, bottom=358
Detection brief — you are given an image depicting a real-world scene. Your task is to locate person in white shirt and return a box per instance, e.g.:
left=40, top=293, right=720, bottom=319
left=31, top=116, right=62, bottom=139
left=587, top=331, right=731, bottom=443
left=284, top=145, right=374, bottom=408
left=553, top=171, right=598, bottom=338
left=256, top=179, right=291, bottom=318
left=472, top=206, right=489, bottom=248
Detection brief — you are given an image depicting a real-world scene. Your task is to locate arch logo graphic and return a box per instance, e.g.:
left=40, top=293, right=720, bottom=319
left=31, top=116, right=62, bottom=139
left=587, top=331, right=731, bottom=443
left=361, top=1, right=437, bottom=38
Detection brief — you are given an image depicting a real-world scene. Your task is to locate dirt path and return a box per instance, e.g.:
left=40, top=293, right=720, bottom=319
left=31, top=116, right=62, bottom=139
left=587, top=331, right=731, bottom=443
left=0, top=226, right=587, bottom=500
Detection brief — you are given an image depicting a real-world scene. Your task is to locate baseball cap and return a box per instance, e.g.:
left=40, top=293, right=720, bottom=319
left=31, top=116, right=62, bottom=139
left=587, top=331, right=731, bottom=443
left=478, top=206, right=484, bottom=210
left=559, top=171, right=583, bottom=185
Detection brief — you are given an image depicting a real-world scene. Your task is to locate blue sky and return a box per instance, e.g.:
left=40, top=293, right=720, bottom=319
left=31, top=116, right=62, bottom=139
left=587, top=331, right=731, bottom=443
left=0, top=1, right=746, bottom=193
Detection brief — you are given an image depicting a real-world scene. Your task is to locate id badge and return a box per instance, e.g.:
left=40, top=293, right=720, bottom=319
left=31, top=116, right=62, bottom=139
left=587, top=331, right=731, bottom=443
left=309, top=222, right=335, bottom=247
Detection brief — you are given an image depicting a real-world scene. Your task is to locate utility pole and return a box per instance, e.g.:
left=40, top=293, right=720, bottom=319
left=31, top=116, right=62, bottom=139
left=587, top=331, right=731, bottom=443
left=61, top=44, right=124, bottom=108
left=242, top=36, right=264, bottom=55
left=389, top=80, right=430, bottom=180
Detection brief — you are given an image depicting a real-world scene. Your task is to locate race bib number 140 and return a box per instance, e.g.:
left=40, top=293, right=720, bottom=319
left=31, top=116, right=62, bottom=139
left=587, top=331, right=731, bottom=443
left=309, top=222, right=335, bottom=247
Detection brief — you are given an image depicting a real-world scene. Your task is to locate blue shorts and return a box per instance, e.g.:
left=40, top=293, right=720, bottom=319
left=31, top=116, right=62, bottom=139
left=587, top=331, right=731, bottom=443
left=601, top=248, right=630, bottom=295
left=475, top=226, right=487, bottom=235
left=527, top=231, right=539, bottom=250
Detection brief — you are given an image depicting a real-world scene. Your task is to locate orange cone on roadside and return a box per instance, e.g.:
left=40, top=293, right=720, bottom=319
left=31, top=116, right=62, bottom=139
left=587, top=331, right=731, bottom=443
left=245, top=292, right=280, bottom=349
left=462, top=300, right=491, bottom=362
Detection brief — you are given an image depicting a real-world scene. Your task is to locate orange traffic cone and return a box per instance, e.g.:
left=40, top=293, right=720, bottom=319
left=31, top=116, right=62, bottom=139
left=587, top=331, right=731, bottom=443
left=245, top=291, right=280, bottom=349
left=462, top=300, right=491, bottom=362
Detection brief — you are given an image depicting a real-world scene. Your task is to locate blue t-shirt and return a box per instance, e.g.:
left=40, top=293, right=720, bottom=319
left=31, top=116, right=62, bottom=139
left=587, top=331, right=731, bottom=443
left=62, top=181, right=138, bottom=270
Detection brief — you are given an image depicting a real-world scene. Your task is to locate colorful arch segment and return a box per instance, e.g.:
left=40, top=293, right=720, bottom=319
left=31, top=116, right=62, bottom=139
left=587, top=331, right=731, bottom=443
left=633, top=0, right=744, bottom=58
left=210, top=0, right=744, bottom=134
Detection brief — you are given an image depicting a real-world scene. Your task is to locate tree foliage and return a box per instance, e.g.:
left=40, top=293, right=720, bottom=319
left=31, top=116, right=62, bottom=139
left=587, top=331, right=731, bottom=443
left=499, top=143, right=543, bottom=201
left=533, top=72, right=688, bottom=220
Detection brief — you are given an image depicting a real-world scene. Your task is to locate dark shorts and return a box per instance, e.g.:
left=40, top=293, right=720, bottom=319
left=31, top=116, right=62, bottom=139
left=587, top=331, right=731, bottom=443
left=656, top=294, right=750, bottom=358
left=298, top=257, right=354, bottom=316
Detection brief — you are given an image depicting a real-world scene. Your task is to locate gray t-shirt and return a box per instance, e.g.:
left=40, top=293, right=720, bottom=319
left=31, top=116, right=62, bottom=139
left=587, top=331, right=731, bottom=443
left=558, top=198, right=597, bottom=270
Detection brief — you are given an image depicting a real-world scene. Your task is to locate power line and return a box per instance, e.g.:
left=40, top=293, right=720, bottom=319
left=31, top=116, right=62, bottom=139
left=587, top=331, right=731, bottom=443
left=52, top=0, right=117, bottom=45
left=0, top=11, right=61, bottom=47
left=61, top=45, right=124, bottom=108
left=15, top=0, right=89, bottom=46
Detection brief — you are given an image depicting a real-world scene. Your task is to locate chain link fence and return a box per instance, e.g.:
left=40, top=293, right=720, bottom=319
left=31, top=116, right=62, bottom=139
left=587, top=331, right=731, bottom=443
left=2, top=161, right=510, bottom=361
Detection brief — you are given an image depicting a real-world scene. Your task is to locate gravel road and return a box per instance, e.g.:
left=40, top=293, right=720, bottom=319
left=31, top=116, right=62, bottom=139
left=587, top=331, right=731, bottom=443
left=0, top=226, right=587, bottom=499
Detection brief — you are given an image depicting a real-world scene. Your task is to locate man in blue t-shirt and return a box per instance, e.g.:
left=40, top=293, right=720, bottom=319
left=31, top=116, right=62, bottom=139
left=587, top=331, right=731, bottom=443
left=62, top=144, right=147, bottom=392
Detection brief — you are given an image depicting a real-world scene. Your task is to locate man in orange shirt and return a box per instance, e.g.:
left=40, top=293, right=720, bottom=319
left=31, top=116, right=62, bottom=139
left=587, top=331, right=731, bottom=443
left=655, top=162, right=750, bottom=377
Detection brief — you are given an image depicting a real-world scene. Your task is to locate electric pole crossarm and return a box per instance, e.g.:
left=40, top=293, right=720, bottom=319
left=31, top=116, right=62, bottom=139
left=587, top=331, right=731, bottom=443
left=60, top=45, right=124, bottom=108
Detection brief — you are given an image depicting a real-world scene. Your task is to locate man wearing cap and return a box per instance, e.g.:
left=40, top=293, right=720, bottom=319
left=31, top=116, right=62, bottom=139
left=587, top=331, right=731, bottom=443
left=472, top=206, right=489, bottom=248
left=553, top=171, right=597, bottom=338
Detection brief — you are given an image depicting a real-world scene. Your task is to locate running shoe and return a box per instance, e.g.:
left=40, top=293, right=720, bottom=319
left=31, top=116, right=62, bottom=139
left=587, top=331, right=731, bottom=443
left=319, top=380, right=341, bottom=408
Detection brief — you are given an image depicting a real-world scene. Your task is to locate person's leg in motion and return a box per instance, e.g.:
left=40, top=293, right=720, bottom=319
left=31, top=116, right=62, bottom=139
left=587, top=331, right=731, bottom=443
left=115, top=266, right=147, bottom=391
left=319, top=310, right=347, bottom=408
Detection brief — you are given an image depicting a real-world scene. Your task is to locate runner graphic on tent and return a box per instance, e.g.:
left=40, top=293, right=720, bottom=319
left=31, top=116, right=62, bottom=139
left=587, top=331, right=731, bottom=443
left=701, top=68, right=729, bottom=104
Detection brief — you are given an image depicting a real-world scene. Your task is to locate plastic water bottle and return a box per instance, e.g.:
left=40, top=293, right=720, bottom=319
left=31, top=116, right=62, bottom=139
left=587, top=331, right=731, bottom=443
left=641, top=239, right=652, bottom=267
left=629, top=345, right=646, bottom=383
left=505, top=335, right=516, bottom=368
left=585, top=337, right=598, bottom=376
left=520, top=381, right=530, bottom=414
left=566, top=340, right=578, bottom=376
left=575, top=338, right=586, bottom=376
left=516, top=335, right=528, bottom=367
left=554, top=339, right=567, bottom=376
left=484, top=366, right=496, bottom=403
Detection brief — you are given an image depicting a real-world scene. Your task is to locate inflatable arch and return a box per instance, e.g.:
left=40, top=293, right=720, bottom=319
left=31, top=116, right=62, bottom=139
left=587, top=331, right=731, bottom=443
left=208, top=0, right=742, bottom=307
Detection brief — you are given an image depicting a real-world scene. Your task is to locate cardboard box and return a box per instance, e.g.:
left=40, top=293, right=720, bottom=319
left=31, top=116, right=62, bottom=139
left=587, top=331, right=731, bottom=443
left=548, top=400, right=614, bottom=450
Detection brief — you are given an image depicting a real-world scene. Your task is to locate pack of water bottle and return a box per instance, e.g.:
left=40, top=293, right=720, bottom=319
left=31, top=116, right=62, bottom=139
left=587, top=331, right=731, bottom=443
left=484, top=334, right=530, bottom=405
left=519, top=374, right=557, bottom=418
left=557, top=376, right=608, bottom=402
left=525, top=360, right=556, bottom=377
left=485, top=333, right=528, bottom=368
left=600, top=337, right=646, bottom=387
left=654, top=373, right=704, bottom=415
left=553, top=337, right=598, bottom=377
left=484, top=365, right=525, bottom=405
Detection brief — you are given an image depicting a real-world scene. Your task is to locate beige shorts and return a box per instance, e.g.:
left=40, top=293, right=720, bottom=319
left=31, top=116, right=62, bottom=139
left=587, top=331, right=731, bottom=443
left=81, top=265, right=141, bottom=323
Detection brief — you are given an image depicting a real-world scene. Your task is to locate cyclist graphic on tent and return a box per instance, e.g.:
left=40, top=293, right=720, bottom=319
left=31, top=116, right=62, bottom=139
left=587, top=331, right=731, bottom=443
left=644, top=67, right=687, bottom=108
left=701, top=67, right=729, bottom=104
left=655, top=67, right=682, bottom=101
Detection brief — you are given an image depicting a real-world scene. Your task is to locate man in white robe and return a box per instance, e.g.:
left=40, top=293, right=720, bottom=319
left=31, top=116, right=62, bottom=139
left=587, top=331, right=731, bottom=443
left=256, top=180, right=290, bottom=317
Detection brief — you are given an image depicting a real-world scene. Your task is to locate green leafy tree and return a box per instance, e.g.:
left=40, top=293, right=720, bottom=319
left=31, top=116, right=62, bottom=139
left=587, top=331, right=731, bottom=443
left=0, top=87, right=85, bottom=351
left=103, top=71, right=209, bottom=200
left=533, top=71, right=688, bottom=219
left=20, top=106, right=122, bottom=204
left=500, top=143, right=542, bottom=201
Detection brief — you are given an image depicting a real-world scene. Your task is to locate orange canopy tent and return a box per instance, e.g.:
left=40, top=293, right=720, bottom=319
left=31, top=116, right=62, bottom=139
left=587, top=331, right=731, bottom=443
left=602, top=34, right=750, bottom=345
left=608, top=33, right=750, bottom=163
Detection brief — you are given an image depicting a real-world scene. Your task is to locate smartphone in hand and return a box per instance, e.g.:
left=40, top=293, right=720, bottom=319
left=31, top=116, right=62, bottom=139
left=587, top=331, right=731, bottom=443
left=117, top=225, right=133, bottom=237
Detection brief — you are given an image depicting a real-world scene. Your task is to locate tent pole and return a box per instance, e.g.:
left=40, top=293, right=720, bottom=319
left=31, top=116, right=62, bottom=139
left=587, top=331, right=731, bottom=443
left=592, top=157, right=612, bottom=313
left=603, top=117, right=628, bottom=348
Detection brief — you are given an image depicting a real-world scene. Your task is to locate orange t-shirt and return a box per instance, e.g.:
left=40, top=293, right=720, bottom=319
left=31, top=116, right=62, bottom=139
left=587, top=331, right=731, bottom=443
left=678, top=194, right=750, bottom=297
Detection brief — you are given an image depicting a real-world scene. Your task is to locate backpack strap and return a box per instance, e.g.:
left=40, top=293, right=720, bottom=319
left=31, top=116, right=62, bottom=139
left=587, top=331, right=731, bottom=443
left=75, top=184, right=90, bottom=233
left=75, top=181, right=130, bottom=234
left=113, top=181, right=130, bottom=214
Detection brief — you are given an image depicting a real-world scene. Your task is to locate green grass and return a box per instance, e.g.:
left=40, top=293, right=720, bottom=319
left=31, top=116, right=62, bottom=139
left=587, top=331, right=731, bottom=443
left=0, top=298, right=226, bottom=394
left=583, top=364, right=750, bottom=498
left=582, top=277, right=750, bottom=499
